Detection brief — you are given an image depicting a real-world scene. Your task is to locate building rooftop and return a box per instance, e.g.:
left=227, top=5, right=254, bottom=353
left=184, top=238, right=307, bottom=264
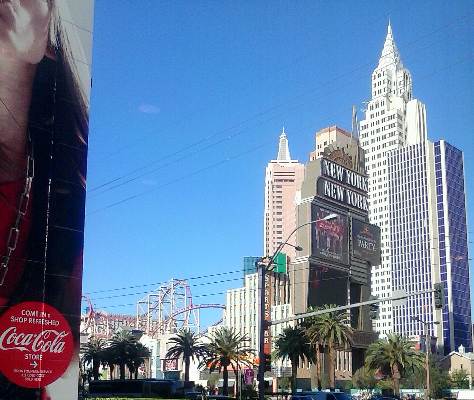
left=316, top=125, right=352, bottom=138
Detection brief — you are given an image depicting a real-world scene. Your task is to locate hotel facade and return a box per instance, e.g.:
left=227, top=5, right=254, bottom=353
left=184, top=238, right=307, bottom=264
left=359, top=23, right=471, bottom=351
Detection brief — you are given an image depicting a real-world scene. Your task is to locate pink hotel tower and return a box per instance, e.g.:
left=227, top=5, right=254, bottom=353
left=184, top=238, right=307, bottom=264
left=263, top=129, right=305, bottom=261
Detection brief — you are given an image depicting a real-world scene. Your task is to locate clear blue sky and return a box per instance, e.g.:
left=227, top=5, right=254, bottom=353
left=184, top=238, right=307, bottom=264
left=84, top=0, right=474, bottom=326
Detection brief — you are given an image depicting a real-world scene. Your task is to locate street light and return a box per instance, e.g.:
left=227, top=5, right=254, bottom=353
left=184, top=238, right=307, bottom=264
left=411, top=316, right=440, bottom=400
left=274, top=242, right=303, bottom=254
left=257, top=213, right=338, bottom=400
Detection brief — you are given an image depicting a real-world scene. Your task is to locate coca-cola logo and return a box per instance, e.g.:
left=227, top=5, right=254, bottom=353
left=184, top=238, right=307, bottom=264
left=0, top=327, right=69, bottom=353
left=0, top=302, right=74, bottom=388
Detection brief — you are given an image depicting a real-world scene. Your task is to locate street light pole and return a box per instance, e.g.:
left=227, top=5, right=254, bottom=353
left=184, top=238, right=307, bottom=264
left=257, top=214, right=337, bottom=400
left=411, top=316, right=439, bottom=400
left=257, top=262, right=267, bottom=400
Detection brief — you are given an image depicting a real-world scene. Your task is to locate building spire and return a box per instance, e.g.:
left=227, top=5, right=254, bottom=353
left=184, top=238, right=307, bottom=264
left=378, top=21, right=401, bottom=68
left=277, top=127, right=291, bottom=161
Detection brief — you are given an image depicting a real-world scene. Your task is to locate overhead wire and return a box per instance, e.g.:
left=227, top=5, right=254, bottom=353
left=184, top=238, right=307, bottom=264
left=85, top=51, right=474, bottom=216
left=92, top=272, right=363, bottom=311
left=86, top=14, right=472, bottom=197
left=85, top=236, right=464, bottom=311
left=88, top=8, right=399, bottom=161
left=84, top=21, right=473, bottom=216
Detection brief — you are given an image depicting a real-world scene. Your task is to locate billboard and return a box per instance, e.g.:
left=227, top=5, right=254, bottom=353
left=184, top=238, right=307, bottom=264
left=0, top=1, right=94, bottom=399
left=317, top=158, right=369, bottom=213
left=163, top=358, right=179, bottom=372
left=351, top=219, right=381, bottom=266
left=311, top=206, right=349, bottom=266
left=308, top=265, right=348, bottom=308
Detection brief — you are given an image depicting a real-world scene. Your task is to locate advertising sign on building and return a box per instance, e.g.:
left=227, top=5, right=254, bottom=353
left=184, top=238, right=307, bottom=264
left=244, top=368, right=255, bottom=385
left=163, top=358, right=179, bottom=372
left=311, top=206, right=349, bottom=266
left=0, top=1, right=94, bottom=398
left=351, top=219, right=381, bottom=266
left=317, top=158, right=369, bottom=213
left=263, top=272, right=272, bottom=354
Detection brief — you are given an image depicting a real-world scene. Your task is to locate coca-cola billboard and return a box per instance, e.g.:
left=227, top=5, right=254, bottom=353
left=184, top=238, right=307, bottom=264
left=0, top=0, right=94, bottom=398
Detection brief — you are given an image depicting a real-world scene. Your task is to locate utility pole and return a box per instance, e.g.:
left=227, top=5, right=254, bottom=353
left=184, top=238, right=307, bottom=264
left=411, top=316, right=439, bottom=400
left=426, top=323, right=430, bottom=400
left=257, top=215, right=337, bottom=400
left=257, top=262, right=267, bottom=400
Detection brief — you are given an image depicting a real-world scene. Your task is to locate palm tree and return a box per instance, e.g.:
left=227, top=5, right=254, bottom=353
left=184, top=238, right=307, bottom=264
left=81, top=336, right=107, bottom=380
left=302, top=314, right=323, bottom=391
left=108, top=331, right=139, bottom=380
left=274, top=326, right=313, bottom=393
left=202, top=327, right=254, bottom=396
left=166, top=329, right=207, bottom=383
left=128, top=342, right=151, bottom=379
left=306, top=305, right=353, bottom=390
left=101, top=345, right=118, bottom=380
left=365, top=334, right=424, bottom=396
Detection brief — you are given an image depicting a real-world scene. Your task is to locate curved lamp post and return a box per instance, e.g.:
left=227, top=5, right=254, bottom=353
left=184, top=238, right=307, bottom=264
left=257, top=213, right=338, bottom=399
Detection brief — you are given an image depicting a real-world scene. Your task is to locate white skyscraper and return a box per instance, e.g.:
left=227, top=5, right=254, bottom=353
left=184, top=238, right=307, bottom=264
left=359, top=23, right=428, bottom=336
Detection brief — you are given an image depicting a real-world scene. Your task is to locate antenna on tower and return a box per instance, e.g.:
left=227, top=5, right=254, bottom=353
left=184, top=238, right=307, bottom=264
left=351, top=105, right=359, bottom=139
left=351, top=105, right=361, bottom=172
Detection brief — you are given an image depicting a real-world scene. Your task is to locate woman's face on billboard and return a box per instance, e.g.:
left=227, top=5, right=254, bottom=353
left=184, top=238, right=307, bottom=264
left=0, top=0, right=52, bottom=65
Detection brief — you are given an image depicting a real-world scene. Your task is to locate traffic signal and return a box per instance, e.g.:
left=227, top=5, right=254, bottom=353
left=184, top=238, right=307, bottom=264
left=369, top=296, right=380, bottom=319
left=434, top=283, right=445, bottom=309
left=263, top=353, right=272, bottom=372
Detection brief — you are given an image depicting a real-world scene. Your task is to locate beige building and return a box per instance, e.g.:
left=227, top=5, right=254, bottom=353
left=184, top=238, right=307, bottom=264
left=264, top=129, right=305, bottom=260
left=310, top=126, right=355, bottom=161
left=440, top=345, right=474, bottom=388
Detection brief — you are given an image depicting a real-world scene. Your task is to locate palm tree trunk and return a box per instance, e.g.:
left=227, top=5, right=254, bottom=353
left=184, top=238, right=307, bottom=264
left=291, top=357, right=298, bottom=393
left=185, top=356, right=190, bottom=382
left=109, top=364, right=115, bottom=380
left=233, top=366, right=239, bottom=397
left=92, top=359, right=99, bottom=380
left=223, top=365, right=229, bottom=396
left=120, top=363, right=125, bottom=380
left=392, top=364, right=401, bottom=397
left=316, top=344, right=322, bottom=391
left=328, top=344, right=335, bottom=390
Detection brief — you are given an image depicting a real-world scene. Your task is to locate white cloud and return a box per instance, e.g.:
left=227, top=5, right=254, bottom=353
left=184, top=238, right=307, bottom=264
left=138, top=103, right=160, bottom=114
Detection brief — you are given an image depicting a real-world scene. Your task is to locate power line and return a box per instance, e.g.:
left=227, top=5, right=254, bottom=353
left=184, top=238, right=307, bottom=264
left=86, top=140, right=269, bottom=215
left=88, top=260, right=358, bottom=309
left=84, top=268, right=247, bottom=295
left=90, top=276, right=245, bottom=301
left=83, top=222, right=472, bottom=302
left=86, top=49, right=473, bottom=216
left=86, top=14, right=472, bottom=197
left=88, top=9, right=398, bottom=160
left=92, top=272, right=354, bottom=311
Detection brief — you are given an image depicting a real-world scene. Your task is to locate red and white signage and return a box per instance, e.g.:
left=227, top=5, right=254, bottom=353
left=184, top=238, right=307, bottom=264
left=0, top=302, right=74, bottom=388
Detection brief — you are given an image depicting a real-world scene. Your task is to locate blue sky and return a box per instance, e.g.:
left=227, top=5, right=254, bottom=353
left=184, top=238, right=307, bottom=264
left=84, top=0, right=474, bottom=326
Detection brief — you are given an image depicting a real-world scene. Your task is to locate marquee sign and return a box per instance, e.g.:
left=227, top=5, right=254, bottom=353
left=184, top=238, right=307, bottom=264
left=163, top=358, right=178, bottom=371
left=352, top=219, right=381, bottom=266
left=263, top=272, right=272, bottom=354
left=312, top=206, right=349, bottom=266
left=317, top=158, right=369, bottom=212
